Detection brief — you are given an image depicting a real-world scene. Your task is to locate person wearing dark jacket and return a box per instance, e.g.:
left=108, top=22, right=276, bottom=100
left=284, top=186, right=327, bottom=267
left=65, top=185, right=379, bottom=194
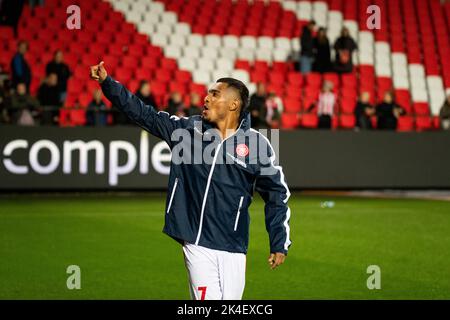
left=38, top=73, right=62, bottom=125
left=313, top=27, right=331, bottom=73
left=86, top=89, right=108, bottom=126
left=37, top=73, right=60, bottom=107
left=46, top=50, right=71, bottom=103
left=186, top=92, right=202, bottom=116
left=248, top=82, right=268, bottom=128
left=0, top=0, right=25, bottom=36
left=439, top=94, right=450, bottom=130
left=90, top=61, right=291, bottom=300
left=166, top=91, right=186, bottom=117
left=376, top=91, right=405, bottom=130
left=10, top=82, right=39, bottom=125
left=355, top=91, right=375, bottom=130
left=10, top=41, right=31, bottom=91
left=334, top=27, right=358, bottom=74
left=300, top=20, right=316, bottom=74
left=135, top=80, right=158, bottom=109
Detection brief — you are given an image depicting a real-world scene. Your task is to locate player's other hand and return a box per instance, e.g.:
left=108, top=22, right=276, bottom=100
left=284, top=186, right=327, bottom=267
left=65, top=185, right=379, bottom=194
left=268, top=252, right=286, bottom=270
left=90, top=61, right=107, bottom=83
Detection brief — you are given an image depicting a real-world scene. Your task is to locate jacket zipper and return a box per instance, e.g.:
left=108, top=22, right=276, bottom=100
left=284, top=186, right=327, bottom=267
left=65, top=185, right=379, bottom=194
left=166, top=178, right=178, bottom=214
left=234, top=196, right=244, bottom=231
left=194, top=118, right=246, bottom=245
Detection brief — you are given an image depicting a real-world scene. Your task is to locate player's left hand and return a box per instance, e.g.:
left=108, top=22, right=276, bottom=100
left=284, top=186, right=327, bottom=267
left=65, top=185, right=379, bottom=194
left=268, top=252, right=286, bottom=270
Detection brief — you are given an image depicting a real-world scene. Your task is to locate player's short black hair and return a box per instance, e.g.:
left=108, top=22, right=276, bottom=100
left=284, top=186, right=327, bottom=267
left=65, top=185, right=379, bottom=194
left=216, top=77, right=249, bottom=117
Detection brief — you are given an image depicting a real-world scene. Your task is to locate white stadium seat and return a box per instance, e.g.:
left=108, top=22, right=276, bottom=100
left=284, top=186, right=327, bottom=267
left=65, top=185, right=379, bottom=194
left=255, top=50, right=272, bottom=62
left=275, top=37, right=292, bottom=50
left=223, top=35, right=239, bottom=49
left=216, top=58, right=233, bottom=73
left=231, top=70, right=250, bottom=84
left=183, top=47, right=200, bottom=59
left=258, top=37, right=274, bottom=50
left=273, top=50, right=290, bottom=62
left=237, top=48, right=255, bottom=61
left=241, top=36, right=257, bottom=49
left=201, top=47, right=219, bottom=60
left=187, top=34, right=204, bottom=47
left=164, top=45, right=182, bottom=59
left=142, top=11, right=160, bottom=24
left=174, top=23, right=191, bottom=36
left=218, top=48, right=237, bottom=60
left=193, top=70, right=211, bottom=85
left=205, top=35, right=222, bottom=48
left=160, top=11, right=177, bottom=24
left=150, top=34, right=168, bottom=47
left=156, top=24, right=172, bottom=36
left=197, top=58, right=215, bottom=72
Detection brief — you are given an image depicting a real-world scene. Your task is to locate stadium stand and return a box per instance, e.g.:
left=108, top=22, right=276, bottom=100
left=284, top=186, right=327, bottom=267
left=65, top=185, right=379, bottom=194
left=1, top=0, right=449, bottom=130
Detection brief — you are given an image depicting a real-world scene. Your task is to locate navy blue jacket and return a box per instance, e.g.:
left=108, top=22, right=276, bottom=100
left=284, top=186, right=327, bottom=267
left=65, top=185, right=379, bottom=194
left=101, top=76, right=292, bottom=255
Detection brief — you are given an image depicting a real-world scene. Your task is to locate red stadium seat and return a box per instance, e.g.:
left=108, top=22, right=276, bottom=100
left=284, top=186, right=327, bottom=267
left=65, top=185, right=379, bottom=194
left=340, top=97, right=356, bottom=114
left=397, top=116, right=414, bottom=131
left=283, top=98, right=302, bottom=113
left=287, top=72, right=303, bottom=86
left=306, top=73, right=321, bottom=87
left=175, top=70, right=192, bottom=83
left=78, top=93, right=92, bottom=108
left=70, top=109, right=87, bottom=126
left=413, top=103, right=430, bottom=116
left=281, top=113, right=299, bottom=129
left=136, top=69, right=152, bottom=81
left=339, top=115, right=356, bottom=129
left=415, top=116, right=433, bottom=131
left=300, top=114, right=318, bottom=128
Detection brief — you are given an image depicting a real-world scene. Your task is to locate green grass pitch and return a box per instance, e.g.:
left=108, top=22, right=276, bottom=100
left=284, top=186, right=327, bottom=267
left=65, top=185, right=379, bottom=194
left=1, top=193, right=449, bottom=299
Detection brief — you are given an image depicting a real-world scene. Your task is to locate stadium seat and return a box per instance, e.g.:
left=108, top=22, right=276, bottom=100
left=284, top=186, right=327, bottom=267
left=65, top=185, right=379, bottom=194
left=300, top=114, right=319, bottom=129
left=281, top=113, right=299, bottom=129
left=397, top=116, right=415, bottom=131
left=339, top=115, right=356, bottom=129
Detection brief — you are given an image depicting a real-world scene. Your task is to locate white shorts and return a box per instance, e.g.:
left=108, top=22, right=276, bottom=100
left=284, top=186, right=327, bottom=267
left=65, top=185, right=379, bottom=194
left=182, top=242, right=246, bottom=300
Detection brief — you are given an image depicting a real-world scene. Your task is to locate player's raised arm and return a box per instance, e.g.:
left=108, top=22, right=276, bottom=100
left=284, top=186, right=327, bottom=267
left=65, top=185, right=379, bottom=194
left=89, top=61, right=186, bottom=147
left=255, top=135, right=292, bottom=270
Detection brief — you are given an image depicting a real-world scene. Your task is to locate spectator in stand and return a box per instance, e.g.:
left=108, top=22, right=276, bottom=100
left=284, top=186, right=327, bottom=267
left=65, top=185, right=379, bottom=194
left=37, top=73, right=60, bottom=106
left=135, top=80, right=158, bottom=108
left=354, top=91, right=375, bottom=130
left=186, top=92, right=202, bottom=116
left=167, top=92, right=186, bottom=117
left=10, top=41, right=31, bottom=91
left=439, top=93, right=450, bottom=130
left=265, top=92, right=283, bottom=129
left=0, top=0, right=25, bottom=36
left=10, top=82, right=39, bottom=125
left=333, top=27, right=358, bottom=74
left=310, top=81, right=336, bottom=129
left=86, top=89, right=108, bottom=126
left=46, top=50, right=71, bottom=103
left=376, top=91, right=405, bottom=130
left=300, top=20, right=316, bottom=74
left=313, top=27, right=331, bottom=73
left=38, top=73, right=61, bottom=125
left=0, top=78, right=12, bottom=123
left=248, top=82, right=268, bottom=128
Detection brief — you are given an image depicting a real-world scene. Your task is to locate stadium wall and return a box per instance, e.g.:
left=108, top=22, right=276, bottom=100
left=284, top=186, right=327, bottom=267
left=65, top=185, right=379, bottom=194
left=1, top=126, right=449, bottom=190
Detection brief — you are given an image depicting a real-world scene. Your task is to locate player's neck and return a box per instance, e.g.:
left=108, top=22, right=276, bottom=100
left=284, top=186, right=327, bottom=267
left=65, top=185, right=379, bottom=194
left=215, top=116, right=240, bottom=140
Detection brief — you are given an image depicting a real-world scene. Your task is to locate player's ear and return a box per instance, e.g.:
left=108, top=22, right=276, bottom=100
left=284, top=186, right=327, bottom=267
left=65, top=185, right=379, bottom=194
left=229, top=98, right=239, bottom=112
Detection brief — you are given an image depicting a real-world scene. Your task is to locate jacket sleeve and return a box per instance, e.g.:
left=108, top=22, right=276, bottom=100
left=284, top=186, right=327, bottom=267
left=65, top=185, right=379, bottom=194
left=255, top=135, right=292, bottom=255
left=100, top=76, right=188, bottom=147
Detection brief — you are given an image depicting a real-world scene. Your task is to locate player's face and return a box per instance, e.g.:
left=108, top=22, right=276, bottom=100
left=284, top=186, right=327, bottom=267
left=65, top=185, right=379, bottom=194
left=203, top=82, right=233, bottom=123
